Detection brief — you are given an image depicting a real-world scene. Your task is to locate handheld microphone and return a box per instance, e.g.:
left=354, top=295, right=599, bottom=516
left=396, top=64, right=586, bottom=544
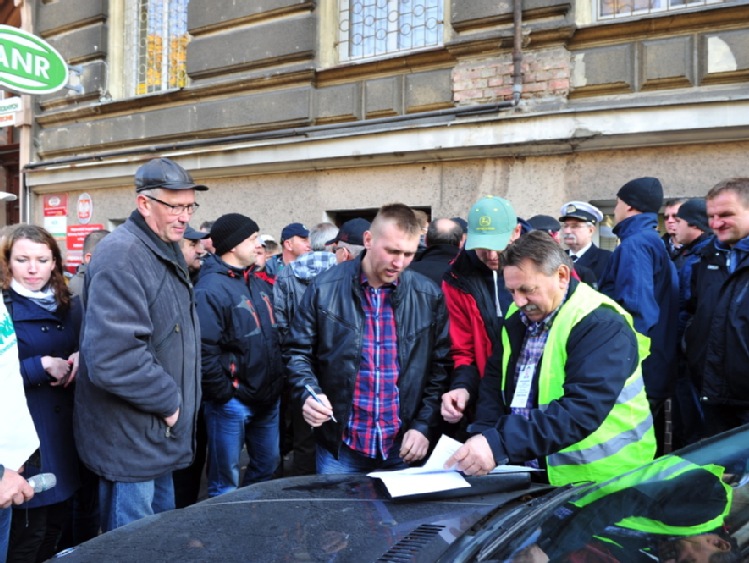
left=27, top=473, right=57, bottom=493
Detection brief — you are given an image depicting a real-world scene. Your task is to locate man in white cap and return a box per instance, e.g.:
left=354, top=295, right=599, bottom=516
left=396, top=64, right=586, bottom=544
left=558, top=201, right=612, bottom=284
left=441, top=196, right=521, bottom=432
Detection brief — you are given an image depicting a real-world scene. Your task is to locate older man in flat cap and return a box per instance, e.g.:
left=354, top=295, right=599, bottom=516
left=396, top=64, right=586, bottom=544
left=75, top=157, right=207, bottom=531
left=559, top=201, right=612, bottom=284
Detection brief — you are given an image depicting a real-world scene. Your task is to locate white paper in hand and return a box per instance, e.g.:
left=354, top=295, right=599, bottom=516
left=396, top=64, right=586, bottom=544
left=368, top=435, right=471, bottom=498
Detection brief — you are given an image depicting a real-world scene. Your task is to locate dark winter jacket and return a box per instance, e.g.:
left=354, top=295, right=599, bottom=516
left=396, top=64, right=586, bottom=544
left=9, top=291, right=81, bottom=508
left=408, top=244, right=460, bottom=287
left=599, top=213, right=679, bottom=399
left=285, top=255, right=451, bottom=457
left=75, top=210, right=201, bottom=482
left=195, top=253, right=283, bottom=406
left=442, top=249, right=512, bottom=398
left=470, top=280, right=641, bottom=468
left=569, top=244, right=612, bottom=284
left=676, top=233, right=712, bottom=340
left=687, top=236, right=749, bottom=406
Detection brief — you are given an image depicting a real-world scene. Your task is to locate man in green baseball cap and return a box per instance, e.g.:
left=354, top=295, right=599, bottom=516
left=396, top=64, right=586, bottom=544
left=442, top=195, right=521, bottom=434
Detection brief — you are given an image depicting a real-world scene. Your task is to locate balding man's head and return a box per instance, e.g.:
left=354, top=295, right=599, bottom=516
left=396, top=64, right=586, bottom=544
left=426, top=218, right=463, bottom=248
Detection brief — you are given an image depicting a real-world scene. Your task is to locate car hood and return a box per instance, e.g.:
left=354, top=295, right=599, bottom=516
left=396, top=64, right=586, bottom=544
left=58, top=473, right=548, bottom=562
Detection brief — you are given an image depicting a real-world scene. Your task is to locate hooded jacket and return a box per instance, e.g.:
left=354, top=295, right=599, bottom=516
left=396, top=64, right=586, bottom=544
left=599, top=213, right=679, bottom=400
left=273, top=251, right=338, bottom=348
left=75, top=211, right=201, bottom=482
left=442, top=249, right=513, bottom=398
left=195, top=253, right=283, bottom=406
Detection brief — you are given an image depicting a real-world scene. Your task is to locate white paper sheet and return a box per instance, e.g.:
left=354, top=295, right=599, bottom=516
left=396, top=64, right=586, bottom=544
left=368, top=435, right=470, bottom=497
left=368, top=435, right=541, bottom=497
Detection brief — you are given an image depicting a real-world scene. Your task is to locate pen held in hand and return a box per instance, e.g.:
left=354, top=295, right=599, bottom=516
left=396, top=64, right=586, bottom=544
left=305, top=384, right=338, bottom=423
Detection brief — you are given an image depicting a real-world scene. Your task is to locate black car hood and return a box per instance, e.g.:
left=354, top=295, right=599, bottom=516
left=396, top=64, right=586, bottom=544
left=58, top=473, right=549, bottom=562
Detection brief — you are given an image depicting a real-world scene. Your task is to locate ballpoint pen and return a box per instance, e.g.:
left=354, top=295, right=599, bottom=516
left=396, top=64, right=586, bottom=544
left=305, top=384, right=338, bottom=422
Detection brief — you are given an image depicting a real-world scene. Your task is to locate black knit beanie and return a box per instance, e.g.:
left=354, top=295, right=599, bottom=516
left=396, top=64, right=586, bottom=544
left=617, top=177, right=664, bottom=214
left=676, top=198, right=711, bottom=233
left=211, top=213, right=260, bottom=256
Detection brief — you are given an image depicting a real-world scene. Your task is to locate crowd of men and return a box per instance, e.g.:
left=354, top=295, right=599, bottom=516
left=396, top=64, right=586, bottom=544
left=2, top=155, right=749, bottom=559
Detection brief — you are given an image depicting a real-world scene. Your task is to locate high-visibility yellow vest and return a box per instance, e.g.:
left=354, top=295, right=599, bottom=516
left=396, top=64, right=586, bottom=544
left=571, top=456, right=731, bottom=536
left=501, top=283, right=656, bottom=485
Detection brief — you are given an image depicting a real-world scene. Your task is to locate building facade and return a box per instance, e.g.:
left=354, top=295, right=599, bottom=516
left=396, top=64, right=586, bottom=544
left=14, top=0, right=749, bottom=257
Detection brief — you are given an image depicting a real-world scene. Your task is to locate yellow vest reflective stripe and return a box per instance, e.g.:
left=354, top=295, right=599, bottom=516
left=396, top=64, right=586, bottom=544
left=501, top=283, right=656, bottom=486
left=572, top=457, right=732, bottom=536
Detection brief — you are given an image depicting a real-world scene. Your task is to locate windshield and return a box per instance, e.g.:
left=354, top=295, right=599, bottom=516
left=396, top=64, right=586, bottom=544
left=474, top=424, right=749, bottom=562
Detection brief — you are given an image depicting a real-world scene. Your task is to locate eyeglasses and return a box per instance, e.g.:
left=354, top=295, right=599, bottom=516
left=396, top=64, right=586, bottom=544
left=143, top=194, right=199, bottom=216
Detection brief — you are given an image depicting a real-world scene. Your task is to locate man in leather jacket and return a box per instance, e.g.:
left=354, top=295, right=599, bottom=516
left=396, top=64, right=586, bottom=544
left=285, top=203, right=451, bottom=474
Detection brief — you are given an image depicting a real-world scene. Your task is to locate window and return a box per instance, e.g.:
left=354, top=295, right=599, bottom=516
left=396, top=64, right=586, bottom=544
left=338, top=0, right=443, bottom=62
left=597, top=0, right=725, bottom=20
left=124, top=0, right=190, bottom=96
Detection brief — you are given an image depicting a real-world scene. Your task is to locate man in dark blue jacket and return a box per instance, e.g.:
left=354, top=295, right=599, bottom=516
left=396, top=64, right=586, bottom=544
left=285, top=204, right=451, bottom=474
left=599, top=177, right=679, bottom=456
left=195, top=213, right=283, bottom=497
left=687, top=178, right=749, bottom=437
left=671, top=198, right=712, bottom=448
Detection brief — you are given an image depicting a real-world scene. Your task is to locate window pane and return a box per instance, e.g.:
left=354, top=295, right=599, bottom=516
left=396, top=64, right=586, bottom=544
left=128, top=0, right=189, bottom=96
left=598, top=0, right=724, bottom=20
left=339, top=0, right=443, bottom=62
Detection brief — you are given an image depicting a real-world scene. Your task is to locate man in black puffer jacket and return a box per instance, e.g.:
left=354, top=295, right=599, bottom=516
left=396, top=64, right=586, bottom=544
left=286, top=203, right=451, bottom=474
left=195, top=213, right=283, bottom=497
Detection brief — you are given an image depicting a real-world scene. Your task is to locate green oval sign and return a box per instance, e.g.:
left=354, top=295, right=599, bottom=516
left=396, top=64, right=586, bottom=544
left=0, top=25, right=67, bottom=95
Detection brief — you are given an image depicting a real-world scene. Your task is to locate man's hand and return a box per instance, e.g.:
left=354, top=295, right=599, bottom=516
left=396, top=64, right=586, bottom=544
left=399, top=429, right=429, bottom=463
left=444, top=434, right=496, bottom=476
left=303, top=394, right=334, bottom=427
left=164, top=408, right=179, bottom=428
left=441, top=389, right=470, bottom=423
left=0, top=468, right=34, bottom=509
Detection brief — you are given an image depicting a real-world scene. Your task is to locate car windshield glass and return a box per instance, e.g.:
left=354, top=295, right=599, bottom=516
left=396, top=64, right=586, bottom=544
left=477, top=424, right=749, bottom=562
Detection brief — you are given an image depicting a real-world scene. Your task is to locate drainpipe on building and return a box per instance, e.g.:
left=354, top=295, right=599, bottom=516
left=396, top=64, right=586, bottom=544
left=17, top=0, right=33, bottom=223
left=512, top=0, right=524, bottom=108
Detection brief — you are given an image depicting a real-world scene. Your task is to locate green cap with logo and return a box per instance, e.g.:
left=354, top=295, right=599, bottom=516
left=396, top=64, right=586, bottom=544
left=465, top=195, right=517, bottom=251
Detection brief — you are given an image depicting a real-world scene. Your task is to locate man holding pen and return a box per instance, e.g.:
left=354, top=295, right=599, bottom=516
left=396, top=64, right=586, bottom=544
left=285, top=203, right=451, bottom=474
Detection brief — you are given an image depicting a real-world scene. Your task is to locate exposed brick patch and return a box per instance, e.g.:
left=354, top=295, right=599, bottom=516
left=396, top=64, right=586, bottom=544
left=453, top=47, right=571, bottom=105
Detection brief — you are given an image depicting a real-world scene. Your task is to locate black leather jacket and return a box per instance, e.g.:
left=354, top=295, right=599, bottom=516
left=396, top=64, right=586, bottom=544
left=284, top=256, right=452, bottom=457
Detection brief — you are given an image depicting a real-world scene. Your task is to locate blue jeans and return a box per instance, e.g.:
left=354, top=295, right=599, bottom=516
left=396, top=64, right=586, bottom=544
left=98, top=473, right=174, bottom=532
left=0, top=507, right=10, bottom=563
left=204, top=397, right=280, bottom=497
left=316, top=442, right=408, bottom=475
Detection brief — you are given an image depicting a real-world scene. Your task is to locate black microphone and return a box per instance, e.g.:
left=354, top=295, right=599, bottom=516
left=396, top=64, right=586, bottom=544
left=27, top=473, right=57, bottom=493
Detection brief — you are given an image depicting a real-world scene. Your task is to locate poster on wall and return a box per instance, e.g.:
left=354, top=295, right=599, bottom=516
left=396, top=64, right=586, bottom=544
left=66, top=223, right=105, bottom=271
left=42, top=194, right=68, bottom=268
left=43, top=194, right=67, bottom=217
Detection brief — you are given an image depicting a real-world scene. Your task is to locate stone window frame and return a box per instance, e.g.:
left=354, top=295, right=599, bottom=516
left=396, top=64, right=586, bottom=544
left=108, top=0, right=190, bottom=99
left=335, top=0, right=445, bottom=63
